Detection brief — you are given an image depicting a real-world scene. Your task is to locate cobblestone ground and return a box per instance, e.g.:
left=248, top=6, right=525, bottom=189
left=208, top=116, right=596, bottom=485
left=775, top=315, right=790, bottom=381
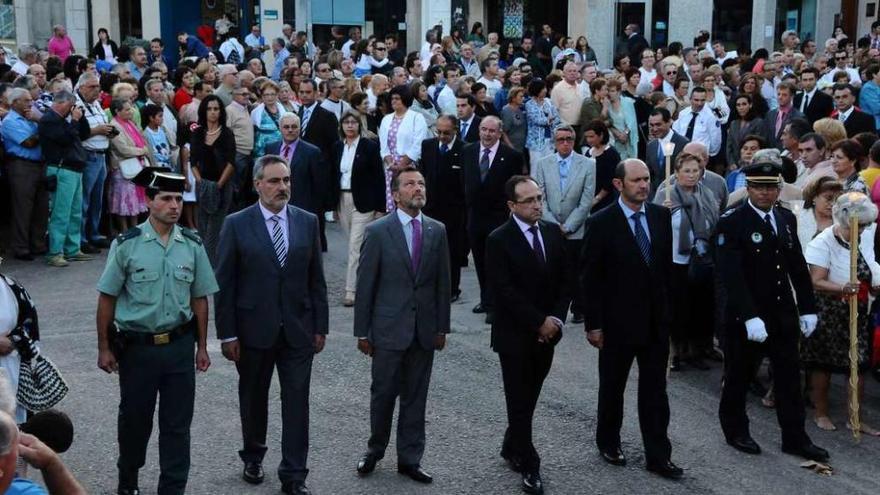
left=3, top=223, right=880, bottom=494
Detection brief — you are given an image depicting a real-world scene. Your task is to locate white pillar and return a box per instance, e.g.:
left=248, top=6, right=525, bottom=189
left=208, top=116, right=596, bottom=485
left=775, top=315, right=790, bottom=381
left=814, top=0, right=841, bottom=47
left=13, top=0, right=32, bottom=49
left=668, top=0, right=712, bottom=53
left=141, top=0, right=161, bottom=40
left=406, top=0, right=420, bottom=52
left=569, top=1, right=587, bottom=50
left=585, top=0, right=615, bottom=68
left=751, top=0, right=776, bottom=52
left=422, top=0, right=451, bottom=40
left=90, top=0, right=119, bottom=43
left=261, top=0, right=284, bottom=39
left=66, top=0, right=89, bottom=51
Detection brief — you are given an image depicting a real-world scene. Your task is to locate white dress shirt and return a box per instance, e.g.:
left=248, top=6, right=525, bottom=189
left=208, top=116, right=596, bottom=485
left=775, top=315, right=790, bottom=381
left=259, top=201, right=289, bottom=251
left=748, top=199, right=776, bottom=234
left=396, top=208, right=424, bottom=257
left=838, top=106, right=855, bottom=122
left=339, top=137, right=359, bottom=190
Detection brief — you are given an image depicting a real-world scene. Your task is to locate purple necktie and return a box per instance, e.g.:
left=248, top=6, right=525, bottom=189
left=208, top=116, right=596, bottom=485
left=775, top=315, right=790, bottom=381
left=411, top=218, right=422, bottom=272
left=529, top=225, right=545, bottom=264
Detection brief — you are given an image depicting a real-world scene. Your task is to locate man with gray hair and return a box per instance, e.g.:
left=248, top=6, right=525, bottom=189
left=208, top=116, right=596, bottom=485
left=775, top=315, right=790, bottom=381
left=266, top=113, right=321, bottom=215
left=110, top=62, right=133, bottom=81
left=75, top=72, right=116, bottom=252
left=38, top=90, right=93, bottom=267
left=12, top=44, right=37, bottom=76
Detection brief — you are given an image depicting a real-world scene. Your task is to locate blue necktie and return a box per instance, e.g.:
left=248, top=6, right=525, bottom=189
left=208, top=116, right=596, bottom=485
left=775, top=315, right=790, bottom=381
left=460, top=121, right=469, bottom=140
left=558, top=158, right=569, bottom=191
left=301, top=106, right=313, bottom=134
left=632, top=212, right=651, bottom=264
left=440, top=143, right=449, bottom=154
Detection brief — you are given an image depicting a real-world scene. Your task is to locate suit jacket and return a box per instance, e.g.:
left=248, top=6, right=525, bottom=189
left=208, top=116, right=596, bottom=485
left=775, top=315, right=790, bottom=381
left=299, top=103, right=340, bottom=209
left=793, top=90, right=834, bottom=125
left=580, top=202, right=673, bottom=346
left=626, top=34, right=649, bottom=64
left=420, top=137, right=466, bottom=216
left=214, top=204, right=329, bottom=349
left=332, top=138, right=386, bottom=213
left=266, top=139, right=321, bottom=214
left=532, top=152, right=597, bottom=239
left=353, top=213, right=451, bottom=351
left=645, top=132, right=689, bottom=196
left=763, top=107, right=805, bottom=149
left=487, top=218, right=570, bottom=355
left=462, top=141, right=523, bottom=231
left=841, top=109, right=877, bottom=137
left=460, top=115, right=481, bottom=143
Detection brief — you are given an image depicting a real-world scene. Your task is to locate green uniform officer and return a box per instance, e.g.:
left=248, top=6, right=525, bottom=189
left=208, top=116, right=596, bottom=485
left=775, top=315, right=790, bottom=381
left=95, top=168, right=219, bottom=495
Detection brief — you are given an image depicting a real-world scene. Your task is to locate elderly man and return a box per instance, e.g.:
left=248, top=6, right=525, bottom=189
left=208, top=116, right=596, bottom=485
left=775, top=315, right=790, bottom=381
left=270, top=38, right=290, bottom=81
left=2, top=88, right=46, bottom=261
left=551, top=61, right=585, bottom=136
left=76, top=73, right=116, bottom=252
left=226, top=83, right=256, bottom=209
left=128, top=46, right=149, bottom=81
left=214, top=64, right=238, bottom=106
left=459, top=43, right=481, bottom=79
left=478, top=32, right=501, bottom=63
left=47, top=24, right=75, bottom=62
left=367, top=74, right=390, bottom=111
left=661, top=62, right=678, bottom=96
left=12, top=44, right=36, bottom=75
left=38, top=90, right=93, bottom=267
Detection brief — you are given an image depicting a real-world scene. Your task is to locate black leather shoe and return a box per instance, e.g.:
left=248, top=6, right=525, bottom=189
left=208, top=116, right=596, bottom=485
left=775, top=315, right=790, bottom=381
left=281, top=481, right=311, bottom=494
left=782, top=442, right=829, bottom=462
left=80, top=242, right=100, bottom=254
left=397, top=464, right=433, bottom=483
left=13, top=253, right=34, bottom=261
left=472, top=303, right=487, bottom=313
left=727, top=435, right=761, bottom=455
left=451, top=291, right=461, bottom=303
left=571, top=312, right=585, bottom=324
left=599, top=447, right=626, bottom=466
left=242, top=461, right=264, bottom=484
left=646, top=460, right=684, bottom=479
left=485, top=312, right=495, bottom=324
left=357, top=453, right=379, bottom=475
left=670, top=357, right=682, bottom=372
left=91, top=237, right=111, bottom=248
left=117, top=489, right=140, bottom=495
left=521, top=471, right=544, bottom=494
left=500, top=451, right=524, bottom=472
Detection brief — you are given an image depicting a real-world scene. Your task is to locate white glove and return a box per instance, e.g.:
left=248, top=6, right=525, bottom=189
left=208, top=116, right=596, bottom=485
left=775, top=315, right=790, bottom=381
left=800, top=314, right=818, bottom=338
left=744, top=317, right=768, bottom=342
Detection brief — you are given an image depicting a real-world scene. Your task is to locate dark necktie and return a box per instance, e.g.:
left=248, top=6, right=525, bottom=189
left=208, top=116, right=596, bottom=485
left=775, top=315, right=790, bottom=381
left=440, top=143, right=449, bottom=154
left=480, top=148, right=491, bottom=181
left=685, top=112, right=697, bottom=140
left=632, top=211, right=652, bottom=264
left=764, top=213, right=776, bottom=236
left=802, top=93, right=810, bottom=113
left=528, top=225, right=545, bottom=264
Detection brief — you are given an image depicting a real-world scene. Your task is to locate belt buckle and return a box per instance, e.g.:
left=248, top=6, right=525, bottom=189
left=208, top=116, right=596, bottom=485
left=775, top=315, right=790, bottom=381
left=153, top=333, right=171, bottom=345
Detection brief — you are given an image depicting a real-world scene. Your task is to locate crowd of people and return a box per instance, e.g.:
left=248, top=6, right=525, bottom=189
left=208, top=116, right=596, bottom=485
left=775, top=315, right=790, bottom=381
left=1, top=15, right=880, bottom=495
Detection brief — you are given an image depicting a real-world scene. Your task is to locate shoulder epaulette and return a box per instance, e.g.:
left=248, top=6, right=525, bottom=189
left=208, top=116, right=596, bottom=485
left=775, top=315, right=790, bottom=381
left=180, top=228, right=203, bottom=245
left=720, top=208, right=736, bottom=218
left=116, top=227, right=141, bottom=244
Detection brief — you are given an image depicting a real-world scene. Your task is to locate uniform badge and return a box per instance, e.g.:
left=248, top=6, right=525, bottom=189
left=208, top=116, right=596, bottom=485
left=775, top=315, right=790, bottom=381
left=751, top=232, right=762, bottom=243
left=717, top=234, right=725, bottom=246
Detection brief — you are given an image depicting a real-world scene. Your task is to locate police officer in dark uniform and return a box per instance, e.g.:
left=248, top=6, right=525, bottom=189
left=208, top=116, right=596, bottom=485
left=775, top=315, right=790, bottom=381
left=715, top=161, right=828, bottom=462
left=96, top=168, right=219, bottom=495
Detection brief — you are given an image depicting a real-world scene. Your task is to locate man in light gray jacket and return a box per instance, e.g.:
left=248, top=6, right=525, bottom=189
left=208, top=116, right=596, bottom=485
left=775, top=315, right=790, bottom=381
left=532, top=125, right=596, bottom=323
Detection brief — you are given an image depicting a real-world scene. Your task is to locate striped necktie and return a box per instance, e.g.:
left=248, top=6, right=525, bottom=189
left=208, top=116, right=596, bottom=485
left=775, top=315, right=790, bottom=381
left=632, top=211, right=651, bottom=264
left=271, top=215, right=287, bottom=266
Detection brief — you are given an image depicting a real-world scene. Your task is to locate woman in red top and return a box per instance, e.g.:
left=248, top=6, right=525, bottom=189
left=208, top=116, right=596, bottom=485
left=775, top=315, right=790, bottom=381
left=172, top=66, right=195, bottom=111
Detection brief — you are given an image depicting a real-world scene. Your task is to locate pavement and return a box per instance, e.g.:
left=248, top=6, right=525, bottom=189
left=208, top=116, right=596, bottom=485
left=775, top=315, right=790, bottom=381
left=3, top=221, right=880, bottom=494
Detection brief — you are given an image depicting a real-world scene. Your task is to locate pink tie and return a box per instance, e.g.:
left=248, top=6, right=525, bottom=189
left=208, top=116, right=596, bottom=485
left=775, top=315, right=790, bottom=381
left=775, top=109, right=786, bottom=136
left=281, top=144, right=291, bottom=163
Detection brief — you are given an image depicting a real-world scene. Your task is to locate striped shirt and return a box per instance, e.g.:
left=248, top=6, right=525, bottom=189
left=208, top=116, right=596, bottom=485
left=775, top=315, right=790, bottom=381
left=76, top=94, right=110, bottom=151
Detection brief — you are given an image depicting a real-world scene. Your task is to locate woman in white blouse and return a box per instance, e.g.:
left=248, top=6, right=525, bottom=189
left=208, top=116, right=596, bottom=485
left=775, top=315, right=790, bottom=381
left=701, top=72, right=730, bottom=125
left=333, top=112, right=387, bottom=306
left=378, top=85, right=428, bottom=172
left=804, top=192, right=880, bottom=435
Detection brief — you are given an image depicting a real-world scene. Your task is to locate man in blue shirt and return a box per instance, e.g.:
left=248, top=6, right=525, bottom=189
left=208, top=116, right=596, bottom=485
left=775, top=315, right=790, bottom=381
left=177, top=32, right=209, bottom=59
left=270, top=38, right=290, bottom=81
left=1, top=87, right=47, bottom=261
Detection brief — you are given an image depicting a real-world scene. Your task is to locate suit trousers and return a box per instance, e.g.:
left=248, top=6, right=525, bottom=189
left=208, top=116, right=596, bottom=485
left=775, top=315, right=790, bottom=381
left=469, top=221, right=503, bottom=308
left=498, top=347, right=554, bottom=472
left=80, top=151, right=108, bottom=242
left=7, top=158, right=49, bottom=256
left=46, top=166, right=83, bottom=257
left=237, top=333, right=314, bottom=483
left=337, top=192, right=381, bottom=294
left=117, top=333, right=195, bottom=495
left=670, top=263, right=715, bottom=350
left=368, top=342, right=435, bottom=466
left=564, top=239, right=583, bottom=315
left=719, top=318, right=808, bottom=447
left=596, top=341, right=672, bottom=464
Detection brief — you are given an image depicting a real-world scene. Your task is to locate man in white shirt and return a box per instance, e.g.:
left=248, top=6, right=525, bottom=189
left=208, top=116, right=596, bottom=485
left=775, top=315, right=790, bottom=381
left=12, top=44, right=37, bottom=76
left=661, top=63, right=678, bottom=97
left=820, top=50, right=862, bottom=88
left=244, top=25, right=268, bottom=53
left=367, top=74, right=389, bottom=111
left=476, top=59, right=502, bottom=100
left=320, top=78, right=351, bottom=120
left=577, top=65, right=597, bottom=100
left=437, top=65, right=461, bottom=115
left=672, top=87, right=721, bottom=157
left=712, top=40, right=737, bottom=65
left=341, top=27, right=362, bottom=60
left=420, top=29, right=438, bottom=63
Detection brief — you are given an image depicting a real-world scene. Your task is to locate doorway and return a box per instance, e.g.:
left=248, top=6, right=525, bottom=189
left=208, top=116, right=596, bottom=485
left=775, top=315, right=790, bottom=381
left=615, top=1, right=652, bottom=54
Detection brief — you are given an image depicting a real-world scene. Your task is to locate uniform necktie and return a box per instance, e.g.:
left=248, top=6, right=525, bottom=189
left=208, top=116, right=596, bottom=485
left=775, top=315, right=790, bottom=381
left=271, top=215, right=287, bottom=266
left=685, top=112, right=697, bottom=140
left=440, top=142, right=449, bottom=154
left=632, top=211, right=652, bottom=264
left=529, top=225, right=546, bottom=264
left=301, top=106, right=313, bottom=133
left=763, top=213, right=776, bottom=236
left=480, top=148, right=491, bottom=181
left=460, top=121, right=469, bottom=140
left=411, top=218, right=422, bottom=272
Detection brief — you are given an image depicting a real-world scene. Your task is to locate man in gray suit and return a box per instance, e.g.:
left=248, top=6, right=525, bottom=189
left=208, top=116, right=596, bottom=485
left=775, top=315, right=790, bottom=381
left=353, top=166, right=451, bottom=484
left=214, top=154, right=329, bottom=495
left=532, top=125, right=595, bottom=323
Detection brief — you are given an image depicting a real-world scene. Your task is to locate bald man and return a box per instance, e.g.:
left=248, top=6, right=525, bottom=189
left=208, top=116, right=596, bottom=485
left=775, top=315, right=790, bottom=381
left=654, top=142, right=728, bottom=211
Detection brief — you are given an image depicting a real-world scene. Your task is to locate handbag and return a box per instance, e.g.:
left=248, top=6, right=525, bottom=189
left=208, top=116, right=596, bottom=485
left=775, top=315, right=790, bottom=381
left=119, top=157, right=143, bottom=179
left=8, top=318, right=68, bottom=412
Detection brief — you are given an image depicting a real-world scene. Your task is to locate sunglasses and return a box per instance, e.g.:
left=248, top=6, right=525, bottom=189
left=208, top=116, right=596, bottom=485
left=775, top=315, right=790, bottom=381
left=666, top=71, right=677, bottom=75
left=835, top=57, right=847, bottom=60
left=555, top=136, right=574, bottom=142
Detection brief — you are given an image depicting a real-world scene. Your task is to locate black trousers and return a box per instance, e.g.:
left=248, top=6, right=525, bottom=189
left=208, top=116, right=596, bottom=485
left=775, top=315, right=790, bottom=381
left=469, top=220, right=503, bottom=309
left=237, top=334, right=314, bottom=483
left=564, top=239, right=583, bottom=315
left=498, top=346, right=554, bottom=473
left=719, top=317, right=809, bottom=447
left=368, top=342, right=435, bottom=466
left=596, top=341, right=672, bottom=464
left=670, top=263, right=715, bottom=350
left=117, top=333, right=195, bottom=495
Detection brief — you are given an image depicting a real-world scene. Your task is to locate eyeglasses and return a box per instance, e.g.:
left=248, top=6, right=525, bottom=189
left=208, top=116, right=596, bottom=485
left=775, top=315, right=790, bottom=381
left=666, top=71, right=677, bottom=75
left=836, top=56, right=847, bottom=60
left=318, top=67, right=331, bottom=72
left=374, top=47, right=386, bottom=51
left=281, top=124, right=299, bottom=129
left=514, top=196, right=543, bottom=205
left=555, top=136, right=574, bottom=142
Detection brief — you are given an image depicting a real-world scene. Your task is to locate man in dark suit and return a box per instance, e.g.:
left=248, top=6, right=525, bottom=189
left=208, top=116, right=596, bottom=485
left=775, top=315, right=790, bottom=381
left=645, top=108, right=689, bottom=199
left=266, top=113, right=321, bottom=216
left=763, top=82, right=805, bottom=150
left=420, top=114, right=468, bottom=300
left=353, top=167, right=451, bottom=484
left=793, top=68, right=834, bottom=125
left=624, top=24, right=649, bottom=65
left=456, top=93, right=482, bottom=143
left=715, top=162, right=828, bottom=463
left=487, top=175, right=570, bottom=495
left=832, top=83, right=876, bottom=137
left=462, top=115, right=523, bottom=322
left=298, top=79, right=340, bottom=250
left=580, top=159, right=683, bottom=479
left=214, top=155, right=329, bottom=495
